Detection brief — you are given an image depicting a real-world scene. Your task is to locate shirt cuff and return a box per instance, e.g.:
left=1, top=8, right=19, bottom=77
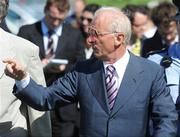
left=15, top=73, right=30, bottom=90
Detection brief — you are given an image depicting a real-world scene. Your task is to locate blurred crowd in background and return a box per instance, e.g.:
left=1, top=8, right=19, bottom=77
left=0, top=0, right=180, bottom=137
left=2, top=0, right=171, bottom=34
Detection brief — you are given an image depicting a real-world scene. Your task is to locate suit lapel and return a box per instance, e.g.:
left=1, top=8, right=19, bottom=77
left=34, top=22, right=45, bottom=58
left=55, top=35, right=67, bottom=56
left=86, top=60, right=110, bottom=114
left=38, top=36, right=45, bottom=58
left=55, top=25, right=68, bottom=56
left=111, top=54, right=144, bottom=116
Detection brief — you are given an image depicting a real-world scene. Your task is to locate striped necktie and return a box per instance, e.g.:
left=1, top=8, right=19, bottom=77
left=105, top=65, right=118, bottom=110
left=46, top=30, right=55, bottom=59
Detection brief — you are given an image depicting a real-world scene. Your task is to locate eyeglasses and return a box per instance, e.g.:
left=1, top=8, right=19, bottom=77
left=47, top=11, right=67, bottom=21
left=80, top=16, right=93, bottom=23
left=88, top=25, right=119, bottom=38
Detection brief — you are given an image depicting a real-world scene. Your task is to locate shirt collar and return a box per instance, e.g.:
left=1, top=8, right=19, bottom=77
left=144, top=26, right=157, bottom=38
left=103, top=50, right=130, bottom=77
left=41, top=19, right=63, bottom=37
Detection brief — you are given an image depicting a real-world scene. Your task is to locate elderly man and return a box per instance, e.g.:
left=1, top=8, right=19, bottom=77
left=0, top=0, right=51, bottom=137
left=4, top=7, right=178, bottom=137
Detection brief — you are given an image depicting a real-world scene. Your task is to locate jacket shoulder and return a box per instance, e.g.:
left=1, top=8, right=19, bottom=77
left=18, top=21, right=41, bottom=32
left=4, top=30, right=38, bottom=51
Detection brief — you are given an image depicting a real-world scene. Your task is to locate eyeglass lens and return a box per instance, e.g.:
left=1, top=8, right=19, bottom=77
left=88, top=27, right=98, bottom=37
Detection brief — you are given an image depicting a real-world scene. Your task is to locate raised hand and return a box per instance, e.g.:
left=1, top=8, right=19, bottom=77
left=3, top=59, right=27, bottom=80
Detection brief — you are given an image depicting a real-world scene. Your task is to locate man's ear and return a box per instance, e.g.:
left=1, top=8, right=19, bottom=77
left=114, top=33, right=125, bottom=47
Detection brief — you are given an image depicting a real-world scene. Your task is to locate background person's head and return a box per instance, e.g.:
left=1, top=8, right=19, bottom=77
left=44, top=0, right=70, bottom=30
left=74, top=0, right=86, bottom=24
left=0, top=0, right=9, bottom=22
left=123, top=5, right=152, bottom=39
left=152, top=2, right=177, bottom=45
left=80, top=4, right=101, bottom=37
left=87, top=7, right=131, bottom=62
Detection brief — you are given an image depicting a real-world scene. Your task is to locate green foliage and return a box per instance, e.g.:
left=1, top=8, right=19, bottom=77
left=85, top=0, right=170, bottom=8
left=85, top=0, right=148, bottom=8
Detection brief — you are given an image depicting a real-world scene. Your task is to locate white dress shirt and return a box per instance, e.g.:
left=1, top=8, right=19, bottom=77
left=85, top=47, right=93, bottom=59
left=103, top=50, right=130, bottom=90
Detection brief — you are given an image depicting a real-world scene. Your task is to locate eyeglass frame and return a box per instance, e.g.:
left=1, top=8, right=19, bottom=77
left=46, top=9, right=68, bottom=21
left=87, top=25, right=121, bottom=38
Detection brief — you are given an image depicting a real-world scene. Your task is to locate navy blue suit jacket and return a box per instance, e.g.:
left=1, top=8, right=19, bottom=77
left=14, top=54, right=178, bottom=137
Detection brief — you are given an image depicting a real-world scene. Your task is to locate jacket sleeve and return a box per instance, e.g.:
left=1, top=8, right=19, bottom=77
left=151, top=67, right=178, bottom=137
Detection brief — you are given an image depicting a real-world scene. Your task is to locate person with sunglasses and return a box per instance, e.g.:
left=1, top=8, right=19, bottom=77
left=4, top=7, right=178, bottom=137
left=79, top=4, right=100, bottom=59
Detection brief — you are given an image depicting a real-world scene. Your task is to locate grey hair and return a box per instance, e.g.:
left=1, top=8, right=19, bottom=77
left=0, top=0, right=9, bottom=21
left=94, top=7, right=132, bottom=45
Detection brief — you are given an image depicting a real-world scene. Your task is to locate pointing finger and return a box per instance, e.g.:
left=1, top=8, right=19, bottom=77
left=3, top=58, right=16, bottom=66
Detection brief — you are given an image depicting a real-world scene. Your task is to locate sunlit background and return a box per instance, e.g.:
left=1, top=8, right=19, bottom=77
left=7, top=0, right=172, bottom=34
